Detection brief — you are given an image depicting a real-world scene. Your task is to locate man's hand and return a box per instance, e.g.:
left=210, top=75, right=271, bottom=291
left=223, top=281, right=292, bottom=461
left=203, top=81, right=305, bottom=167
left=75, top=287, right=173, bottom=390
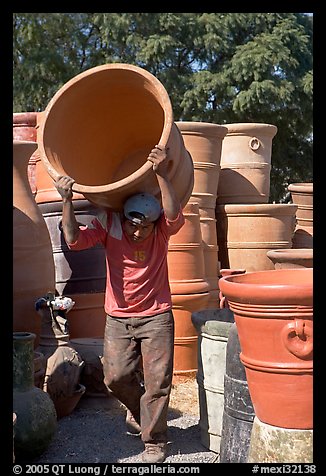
left=147, top=145, right=170, bottom=178
left=55, top=176, right=75, bottom=202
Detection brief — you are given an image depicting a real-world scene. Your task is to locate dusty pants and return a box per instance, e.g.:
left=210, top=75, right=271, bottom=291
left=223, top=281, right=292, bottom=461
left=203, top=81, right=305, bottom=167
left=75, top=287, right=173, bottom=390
left=103, top=311, right=174, bottom=444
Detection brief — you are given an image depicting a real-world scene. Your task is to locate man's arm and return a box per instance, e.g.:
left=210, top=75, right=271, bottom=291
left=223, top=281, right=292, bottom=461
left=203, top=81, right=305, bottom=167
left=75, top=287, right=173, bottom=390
left=147, top=145, right=181, bottom=221
left=55, top=176, right=80, bottom=244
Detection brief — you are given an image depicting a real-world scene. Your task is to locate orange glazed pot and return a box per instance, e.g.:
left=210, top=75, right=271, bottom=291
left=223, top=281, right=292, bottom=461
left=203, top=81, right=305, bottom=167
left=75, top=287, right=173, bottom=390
left=219, top=268, right=313, bottom=429
left=38, top=63, right=193, bottom=210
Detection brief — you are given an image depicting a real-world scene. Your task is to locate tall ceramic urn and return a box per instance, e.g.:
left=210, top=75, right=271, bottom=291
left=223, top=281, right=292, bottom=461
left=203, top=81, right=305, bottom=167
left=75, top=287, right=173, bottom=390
left=13, top=141, right=56, bottom=346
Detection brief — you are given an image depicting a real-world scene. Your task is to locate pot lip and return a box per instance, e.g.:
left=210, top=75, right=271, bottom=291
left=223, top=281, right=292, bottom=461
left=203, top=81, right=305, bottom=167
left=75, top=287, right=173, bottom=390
left=215, top=203, right=298, bottom=215
left=38, top=63, right=174, bottom=193
left=223, top=122, right=278, bottom=137
left=13, top=111, right=38, bottom=125
left=13, top=331, right=37, bottom=341
left=266, top=248, right=313, bottom=260
left=288, top=182, right=313, bottom=193
left=175, top=121, right=228, bottom=137
left=219, top=268, right=313, bottom=304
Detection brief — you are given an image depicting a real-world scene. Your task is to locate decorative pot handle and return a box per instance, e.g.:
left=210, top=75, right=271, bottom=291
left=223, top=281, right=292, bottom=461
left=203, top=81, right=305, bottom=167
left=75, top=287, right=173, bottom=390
left=249, top=137, right=261, bottom=151
left=281, top=319, right=313, bottom=359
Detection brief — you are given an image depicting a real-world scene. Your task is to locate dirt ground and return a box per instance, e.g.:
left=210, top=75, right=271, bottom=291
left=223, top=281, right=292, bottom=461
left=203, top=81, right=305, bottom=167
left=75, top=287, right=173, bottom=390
left=170, top=374, right=199, bottom=416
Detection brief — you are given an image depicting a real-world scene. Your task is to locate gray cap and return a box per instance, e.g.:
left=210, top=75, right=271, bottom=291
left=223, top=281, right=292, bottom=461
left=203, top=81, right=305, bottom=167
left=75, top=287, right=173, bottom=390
left=123, top=193, right=161, bottom=224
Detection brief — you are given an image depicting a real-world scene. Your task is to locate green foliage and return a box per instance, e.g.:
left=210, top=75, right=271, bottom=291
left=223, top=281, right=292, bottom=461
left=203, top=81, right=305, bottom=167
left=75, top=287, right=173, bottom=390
left=13, top=12, right=313, bottom=202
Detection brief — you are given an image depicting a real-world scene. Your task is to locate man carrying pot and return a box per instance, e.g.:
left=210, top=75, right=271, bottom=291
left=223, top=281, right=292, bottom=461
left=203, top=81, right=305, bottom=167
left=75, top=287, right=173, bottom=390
left=55, top=145, right=185, bottom=463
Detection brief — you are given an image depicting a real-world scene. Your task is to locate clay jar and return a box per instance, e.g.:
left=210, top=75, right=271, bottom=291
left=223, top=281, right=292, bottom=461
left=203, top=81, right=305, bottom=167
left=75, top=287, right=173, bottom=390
left=219, top=268, right=313, bottom=429
left=13, top=332, right=57, bottom=459
left=38, top=63, right=194, bottom=210
left=13, top=141, right=56, bottom=346
left=218, top=123, right=277, bottom=204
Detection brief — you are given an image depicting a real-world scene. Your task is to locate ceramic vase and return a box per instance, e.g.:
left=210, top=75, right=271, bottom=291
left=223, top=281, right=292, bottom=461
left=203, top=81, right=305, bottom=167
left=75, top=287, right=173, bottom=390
left=13, top=332, right=57, bottom=459
left=13, top=140, right=56, bottom=346
left=219, top=268, right=313, bottom=429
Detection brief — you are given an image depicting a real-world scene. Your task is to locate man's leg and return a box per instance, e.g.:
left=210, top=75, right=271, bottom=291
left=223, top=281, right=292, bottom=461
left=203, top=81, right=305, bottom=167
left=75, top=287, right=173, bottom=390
left=102, top=315, right=144, bottom=423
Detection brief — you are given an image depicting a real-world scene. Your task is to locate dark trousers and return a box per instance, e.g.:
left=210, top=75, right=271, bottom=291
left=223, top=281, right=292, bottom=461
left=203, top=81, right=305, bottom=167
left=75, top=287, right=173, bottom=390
left=103, top=310, right=174, bottom=444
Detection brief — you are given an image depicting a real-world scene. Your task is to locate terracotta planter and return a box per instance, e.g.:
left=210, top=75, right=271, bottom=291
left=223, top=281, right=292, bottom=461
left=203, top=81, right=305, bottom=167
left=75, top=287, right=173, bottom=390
left=13, top=141, right=56, bottom=346
left=176, top=121, right=228, bottom=165
left=288, top=182, right=313, bottom=249
left=219, top=268, right=313, bottom=429
left=168, top=202, right=209, bottom=295
left=218, top=123, right=277, bottom=204
left=216, top=203, right=297, bottom=272
left=172, top=308, right=198, bottom=376
left=38, top=63, right=194, bottom=210
left=267, top=248, right=313, bottom=269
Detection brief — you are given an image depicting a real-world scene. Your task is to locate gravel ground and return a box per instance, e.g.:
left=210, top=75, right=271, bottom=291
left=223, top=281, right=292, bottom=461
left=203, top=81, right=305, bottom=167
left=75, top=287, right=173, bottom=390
left=28, top=379, right=218, bottom=465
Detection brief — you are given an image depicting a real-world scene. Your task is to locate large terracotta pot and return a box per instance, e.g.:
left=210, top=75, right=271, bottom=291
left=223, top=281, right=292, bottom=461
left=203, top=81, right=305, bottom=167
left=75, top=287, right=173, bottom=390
left=217, top=123, right=277, bottom=204
left=35, top=112, right=85, bottom=203
left=219, top=268, right=313, bottom=430
left=168, top=202, right=209, bottom=295
left=13, top=141, right=56, bottom=346
left=216, top=203, right=297, bottom=272
left=288, top=182, right=313, bottom=249
left=38, top=63, right=194, bottom=210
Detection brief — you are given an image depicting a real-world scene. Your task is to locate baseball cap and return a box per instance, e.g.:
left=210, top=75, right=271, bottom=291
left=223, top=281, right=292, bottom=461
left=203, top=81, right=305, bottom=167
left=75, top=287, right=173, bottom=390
left=123, top=193, right=161, bottom=225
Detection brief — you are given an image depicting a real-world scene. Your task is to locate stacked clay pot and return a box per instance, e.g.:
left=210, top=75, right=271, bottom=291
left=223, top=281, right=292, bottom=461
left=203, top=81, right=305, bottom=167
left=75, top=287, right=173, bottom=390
left=217, top=123, right=277, bottom=204
left=176, top=122, right=228, bottom=309
left=215, top=122, right=299, bottom=273
left=288, top=182, right=313, bottom=249
left=168, top=202, right=210, bottom=376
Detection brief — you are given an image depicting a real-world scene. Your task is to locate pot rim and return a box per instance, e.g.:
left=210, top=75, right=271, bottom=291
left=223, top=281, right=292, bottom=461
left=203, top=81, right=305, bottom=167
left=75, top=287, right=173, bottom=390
left=219, top=268, right=313, bottom=305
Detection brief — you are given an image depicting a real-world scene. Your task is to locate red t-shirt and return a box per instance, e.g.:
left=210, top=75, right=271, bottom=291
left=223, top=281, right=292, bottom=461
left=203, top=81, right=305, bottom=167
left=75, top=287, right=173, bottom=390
left=67, top=208, right=185, bottom=317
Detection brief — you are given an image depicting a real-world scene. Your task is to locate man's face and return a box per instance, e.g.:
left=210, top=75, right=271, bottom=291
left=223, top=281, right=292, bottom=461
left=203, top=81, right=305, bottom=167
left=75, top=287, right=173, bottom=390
left=123, top=219, right=155, bottom=242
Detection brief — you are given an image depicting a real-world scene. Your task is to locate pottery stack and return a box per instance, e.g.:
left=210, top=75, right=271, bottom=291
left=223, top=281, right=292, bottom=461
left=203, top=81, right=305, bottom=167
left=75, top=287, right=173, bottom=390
left=215, top=123, right=298, bottom=273
left=176, top=122, right=228, bottom=309
left=169, top=122, right=227, bottom=377
left=168, top=201, right=210, bottom=377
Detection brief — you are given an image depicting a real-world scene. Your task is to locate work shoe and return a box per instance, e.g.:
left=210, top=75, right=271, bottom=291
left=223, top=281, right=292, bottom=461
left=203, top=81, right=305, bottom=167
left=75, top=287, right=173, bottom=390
left=141, top=442, right=167, bottom=463
left=126, top=409, right=141, bottom=436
